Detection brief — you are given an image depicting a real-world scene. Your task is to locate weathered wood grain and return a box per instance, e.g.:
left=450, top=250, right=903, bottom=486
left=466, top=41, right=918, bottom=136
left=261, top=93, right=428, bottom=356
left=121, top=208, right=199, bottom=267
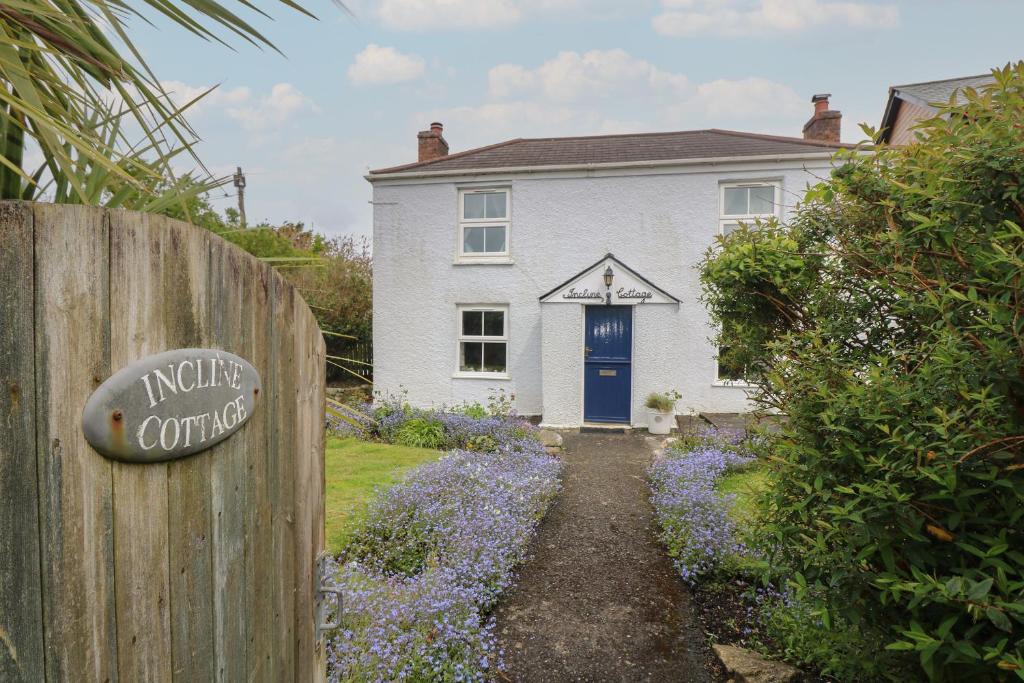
left=33, top=203, right=118, bottom=682
left=271, top=281, right=298, bottom=680
left=244, top=252, right=275, bottom=681
left=0, top=203, right=44, bottom=682
left=108, top=210, right=173, bottom=683
left=208, top=238, right=250, bottom=682
left=162, top=222, right=216, bottom=682
left=293, top=304, right=315, bottom=683
left=310, top=309, right=328, bottom=682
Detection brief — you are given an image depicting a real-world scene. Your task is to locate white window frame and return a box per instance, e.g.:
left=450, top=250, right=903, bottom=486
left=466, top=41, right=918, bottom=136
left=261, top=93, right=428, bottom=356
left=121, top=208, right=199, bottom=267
left=457, top=188, right=511, bottom=263
left=714, top=180, right=781, bottom=385
left=454, top=304, right=510, bottom=378
left=718, top=180, right=782, bottom=236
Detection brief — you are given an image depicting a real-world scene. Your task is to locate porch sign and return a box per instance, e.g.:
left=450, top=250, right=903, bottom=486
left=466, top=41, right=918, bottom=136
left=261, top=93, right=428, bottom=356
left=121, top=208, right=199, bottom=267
left=82, top=348, right=261, bottom=463
left=539, top=253, right=681, bottom=306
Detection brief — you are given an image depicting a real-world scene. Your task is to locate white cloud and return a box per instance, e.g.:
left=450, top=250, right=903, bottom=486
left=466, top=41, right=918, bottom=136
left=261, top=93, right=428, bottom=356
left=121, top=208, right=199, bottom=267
left=159, top=80, right=251, bottom=114
left=372, top=0, right=607, bottom=30
left=225, top=83, right=317, bottom=131
left=668, top=76, right=805, bottom=120
left=653, top=0, right=899, bottom=37
left=425, top=49, right=821, bottom=151
left=375, top=0, right=521, bottom=30
left=488, top=49, right=690, bottom=102
left=347, top=44, right=426, bottom=85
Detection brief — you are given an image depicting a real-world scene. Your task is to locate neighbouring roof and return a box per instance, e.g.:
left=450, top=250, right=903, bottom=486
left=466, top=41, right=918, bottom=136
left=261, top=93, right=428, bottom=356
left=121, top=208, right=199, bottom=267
left=879, top=73, right=996, bottom=143
left=368, top=128, right=845, bottom=177
left=891, top=74, right=995, bottom=108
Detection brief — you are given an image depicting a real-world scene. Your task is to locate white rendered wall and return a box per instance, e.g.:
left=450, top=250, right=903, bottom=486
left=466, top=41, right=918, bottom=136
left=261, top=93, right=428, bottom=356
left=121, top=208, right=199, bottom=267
left=371, top=160, right=830, bottom=422
left=539, top=304, right=583, bottom=427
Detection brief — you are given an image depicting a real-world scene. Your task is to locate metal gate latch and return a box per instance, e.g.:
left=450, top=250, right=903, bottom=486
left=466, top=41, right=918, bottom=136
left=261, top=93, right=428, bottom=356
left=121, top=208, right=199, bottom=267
left=314, top=552, right=342, bottom=641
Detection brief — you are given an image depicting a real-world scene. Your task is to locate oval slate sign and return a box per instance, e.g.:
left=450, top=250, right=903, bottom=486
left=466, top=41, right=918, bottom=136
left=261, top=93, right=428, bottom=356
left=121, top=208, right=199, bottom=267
left=82, top=348, right=261, bottom=463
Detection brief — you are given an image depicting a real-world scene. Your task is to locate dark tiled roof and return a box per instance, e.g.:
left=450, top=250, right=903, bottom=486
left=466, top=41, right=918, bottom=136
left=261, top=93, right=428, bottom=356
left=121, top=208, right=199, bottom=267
left=369, top=128, right=844, bottom=175
left=893, top=74, right=995, bottom=107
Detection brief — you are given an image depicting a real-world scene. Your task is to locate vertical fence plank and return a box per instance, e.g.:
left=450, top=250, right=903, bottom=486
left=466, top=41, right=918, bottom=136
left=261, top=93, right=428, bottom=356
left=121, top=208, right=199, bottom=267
left=0, top=203, right=44, bottom=682
left=33, top=203, right=118, bottom=682
left=162, top=224, right=216, bottom=682
left=271, top=282, right=298, bottom=680
left=208, top=239, right=250, bottom=681
left=245, top=258, right=275, bottom=681
left=312, top=324, right=328, bottom=681
left=108, top=210, right=173, bottom=682
left=293, top=302, right=315, bottom=682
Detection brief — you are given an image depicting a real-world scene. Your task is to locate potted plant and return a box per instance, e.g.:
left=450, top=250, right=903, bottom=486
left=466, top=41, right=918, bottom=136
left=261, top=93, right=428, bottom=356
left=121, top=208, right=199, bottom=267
left=644, top=391, right=676, bottom=435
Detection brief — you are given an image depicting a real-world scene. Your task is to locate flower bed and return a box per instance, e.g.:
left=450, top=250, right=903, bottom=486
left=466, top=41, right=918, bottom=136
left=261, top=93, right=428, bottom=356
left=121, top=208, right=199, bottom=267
left=648, top=434, right=754, bottom=583
left=326, top=399, right=562, bottom=681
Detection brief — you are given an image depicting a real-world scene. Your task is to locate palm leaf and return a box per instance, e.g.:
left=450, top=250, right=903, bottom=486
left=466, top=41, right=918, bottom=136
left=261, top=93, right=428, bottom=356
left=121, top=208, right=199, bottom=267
left=0, top=0, right=338, bottom=203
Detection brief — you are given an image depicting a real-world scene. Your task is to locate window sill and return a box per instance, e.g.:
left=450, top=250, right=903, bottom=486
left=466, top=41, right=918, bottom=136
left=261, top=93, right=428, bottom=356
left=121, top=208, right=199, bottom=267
left=712, top=380, right=756, bottom=388
left=454, top=257, right=515, bottom=266
left=452, top=372, right=511, bottom=380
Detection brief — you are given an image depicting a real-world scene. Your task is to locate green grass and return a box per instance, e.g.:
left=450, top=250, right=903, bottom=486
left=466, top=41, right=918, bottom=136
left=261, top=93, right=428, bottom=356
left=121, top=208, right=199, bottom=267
left=325, top=436, right=442, bottom=553
left=718, top=464, right=769, bottom=527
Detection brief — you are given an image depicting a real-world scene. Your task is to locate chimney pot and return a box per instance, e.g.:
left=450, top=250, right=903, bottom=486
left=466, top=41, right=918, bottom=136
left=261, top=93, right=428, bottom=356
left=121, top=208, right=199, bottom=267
left=803, top=94, right=841, bottom=143
left=812, top=93, right=831, bottom=114
left=417, top=121, right=449, bottom=163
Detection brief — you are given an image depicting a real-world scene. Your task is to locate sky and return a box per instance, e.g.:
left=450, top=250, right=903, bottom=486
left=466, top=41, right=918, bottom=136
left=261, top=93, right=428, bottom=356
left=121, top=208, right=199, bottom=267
left=133, top=0, right=1024, bottom=239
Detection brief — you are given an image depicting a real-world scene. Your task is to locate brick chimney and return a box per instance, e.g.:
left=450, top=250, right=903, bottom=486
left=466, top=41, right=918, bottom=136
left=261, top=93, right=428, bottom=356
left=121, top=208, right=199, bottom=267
left=802, top=94, right=841, bottom=143
left=417, top=122, right=449, bottom=162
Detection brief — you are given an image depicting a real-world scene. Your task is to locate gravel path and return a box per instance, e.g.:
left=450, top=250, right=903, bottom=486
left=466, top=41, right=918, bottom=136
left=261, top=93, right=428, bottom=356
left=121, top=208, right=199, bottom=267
left=494, top=431, right=720, bottom=682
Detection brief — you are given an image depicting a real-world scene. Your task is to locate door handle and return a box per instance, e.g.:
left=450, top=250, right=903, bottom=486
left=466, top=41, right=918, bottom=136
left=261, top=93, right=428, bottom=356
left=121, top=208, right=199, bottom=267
left=585, top=346, right=593, bottom=357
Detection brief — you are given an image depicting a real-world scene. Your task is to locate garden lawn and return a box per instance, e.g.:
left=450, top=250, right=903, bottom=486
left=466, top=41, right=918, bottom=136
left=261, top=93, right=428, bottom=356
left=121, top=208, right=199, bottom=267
left=325, top=436, right=441, bottom=553
left=717, top=465, right=768, bottom=528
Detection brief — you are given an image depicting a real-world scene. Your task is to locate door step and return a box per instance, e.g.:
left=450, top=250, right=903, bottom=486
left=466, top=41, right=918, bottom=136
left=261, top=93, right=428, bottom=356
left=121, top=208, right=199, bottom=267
left=580, top=423, right=632, bottom=434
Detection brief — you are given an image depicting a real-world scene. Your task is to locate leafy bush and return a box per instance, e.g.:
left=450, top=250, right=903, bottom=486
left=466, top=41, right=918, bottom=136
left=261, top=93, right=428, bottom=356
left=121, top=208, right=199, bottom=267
left=699, top=64, right=1024, bottom=680
left=753, top=587, right=906, bottom=682
left=453, top=401, right=489, bottom=420
left=392, top=418, right=446, bottom=449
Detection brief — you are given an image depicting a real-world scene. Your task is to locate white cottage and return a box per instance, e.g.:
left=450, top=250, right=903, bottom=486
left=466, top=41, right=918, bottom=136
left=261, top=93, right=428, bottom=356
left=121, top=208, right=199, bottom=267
left=367, top=97, right=843, bottom=427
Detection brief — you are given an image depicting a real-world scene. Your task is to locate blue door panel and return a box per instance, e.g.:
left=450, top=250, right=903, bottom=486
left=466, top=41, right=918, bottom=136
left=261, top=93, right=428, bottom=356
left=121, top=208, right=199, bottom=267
left=584, top=306, right=632, bottom=423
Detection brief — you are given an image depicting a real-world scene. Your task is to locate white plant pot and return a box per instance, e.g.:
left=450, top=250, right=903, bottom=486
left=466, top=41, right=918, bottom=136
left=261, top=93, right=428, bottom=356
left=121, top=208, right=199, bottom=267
left=647, top=409, right=674, bottom=435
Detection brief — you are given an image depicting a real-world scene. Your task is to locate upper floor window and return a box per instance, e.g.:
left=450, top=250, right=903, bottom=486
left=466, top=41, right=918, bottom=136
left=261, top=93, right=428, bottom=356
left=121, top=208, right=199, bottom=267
left=719, top=181, right=780, bottom=235
left=459, top=188, right=510, bottom=260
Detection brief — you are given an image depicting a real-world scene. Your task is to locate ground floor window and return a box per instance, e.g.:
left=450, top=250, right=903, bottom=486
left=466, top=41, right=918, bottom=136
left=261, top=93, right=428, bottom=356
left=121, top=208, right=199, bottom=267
left=715, top=345, right=748, bottom=383
left=458, top=305, right=508, bottom=374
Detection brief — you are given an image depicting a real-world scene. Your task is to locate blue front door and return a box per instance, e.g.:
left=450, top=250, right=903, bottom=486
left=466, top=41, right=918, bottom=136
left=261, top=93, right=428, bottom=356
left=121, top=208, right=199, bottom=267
left=584, top=306, right=632, bottom=423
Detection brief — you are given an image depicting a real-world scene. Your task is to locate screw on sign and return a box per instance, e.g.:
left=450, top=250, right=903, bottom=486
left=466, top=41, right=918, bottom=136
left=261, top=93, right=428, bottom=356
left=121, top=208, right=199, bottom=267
left=82, top=348, right=261, bottom=463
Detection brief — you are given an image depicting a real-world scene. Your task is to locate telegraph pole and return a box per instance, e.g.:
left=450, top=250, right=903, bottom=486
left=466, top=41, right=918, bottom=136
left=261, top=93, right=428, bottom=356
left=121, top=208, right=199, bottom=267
left=233, top=166, right=247, bottom=228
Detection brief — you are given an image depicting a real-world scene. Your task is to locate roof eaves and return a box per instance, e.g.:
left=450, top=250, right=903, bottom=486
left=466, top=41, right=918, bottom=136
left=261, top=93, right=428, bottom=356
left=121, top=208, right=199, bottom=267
left=879, top=88, right=901, bottom=144
left=366, top=150, right=845, bottom=181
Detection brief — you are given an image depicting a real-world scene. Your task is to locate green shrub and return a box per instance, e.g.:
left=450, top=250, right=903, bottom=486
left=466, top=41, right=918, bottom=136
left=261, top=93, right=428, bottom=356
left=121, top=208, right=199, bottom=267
left=393, top=418, right=446, bottom=450
left=755, top=590, right=908, bottom=682
left=454, top=401, right=488, bottom=419
left=700, top=64, right=1024, bottom=681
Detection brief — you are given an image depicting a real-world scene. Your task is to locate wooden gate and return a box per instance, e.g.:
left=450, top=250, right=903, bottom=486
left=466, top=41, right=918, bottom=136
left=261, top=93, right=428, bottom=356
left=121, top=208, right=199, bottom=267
left=0, top=203, right=327, bottom=682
